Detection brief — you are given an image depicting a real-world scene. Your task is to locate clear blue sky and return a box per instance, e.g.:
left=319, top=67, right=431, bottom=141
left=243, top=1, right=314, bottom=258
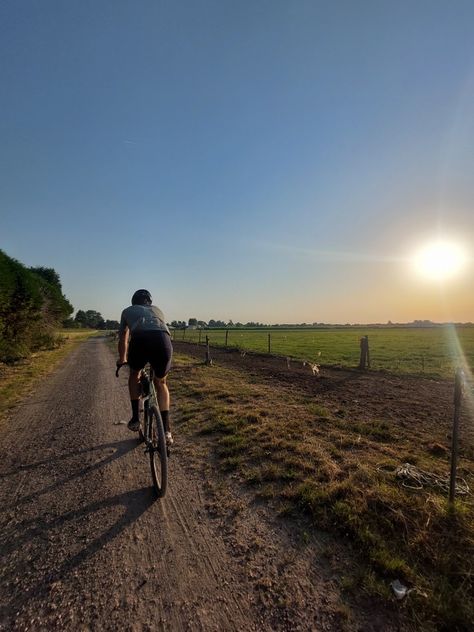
left=2, top=0, right=474, bottom=323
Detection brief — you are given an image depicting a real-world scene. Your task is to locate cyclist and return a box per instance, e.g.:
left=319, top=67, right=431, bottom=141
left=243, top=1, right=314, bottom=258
left=117, top=289, right=173, bottom=443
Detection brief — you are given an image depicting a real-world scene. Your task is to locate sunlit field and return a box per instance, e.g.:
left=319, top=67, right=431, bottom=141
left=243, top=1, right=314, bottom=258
left=173, top=326, right=474, bottom=378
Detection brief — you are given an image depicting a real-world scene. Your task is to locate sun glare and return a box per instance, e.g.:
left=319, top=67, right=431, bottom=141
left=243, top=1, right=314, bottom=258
left=414, top=240, right=467, bottom=281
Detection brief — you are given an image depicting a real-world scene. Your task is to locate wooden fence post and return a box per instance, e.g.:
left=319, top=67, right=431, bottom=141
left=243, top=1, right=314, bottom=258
left=268, top=333, right=271, bottom=354
left=198, top=329, right=202, bottom=344
left=205, top=335, right=212, bottom=366
left=449, top=368, right=464, bottom=504
left=225, top=329, right=229, bottom=347
left=359, top=335, right=370, bottom=369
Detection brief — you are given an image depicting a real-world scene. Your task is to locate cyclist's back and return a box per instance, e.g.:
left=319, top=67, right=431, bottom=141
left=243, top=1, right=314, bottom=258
left=117, top=289, right=173, bottom=440
left=119, top=304, right=170, bottom=335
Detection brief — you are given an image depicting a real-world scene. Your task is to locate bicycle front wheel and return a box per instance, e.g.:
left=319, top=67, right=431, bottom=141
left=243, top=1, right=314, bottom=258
left=149, top=405, right=168, bottom=497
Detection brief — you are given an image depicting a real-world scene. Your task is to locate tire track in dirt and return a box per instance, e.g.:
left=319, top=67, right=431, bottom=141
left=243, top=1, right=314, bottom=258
left=0, top=337, right=265, bottom=631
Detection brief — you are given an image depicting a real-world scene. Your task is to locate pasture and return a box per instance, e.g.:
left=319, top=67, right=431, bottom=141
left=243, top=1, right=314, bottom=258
left=173, top=326, right=474, bottom=377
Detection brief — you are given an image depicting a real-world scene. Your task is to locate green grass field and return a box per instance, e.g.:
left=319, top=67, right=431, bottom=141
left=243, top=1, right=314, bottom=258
left=173, top=326, right=474, bottom=377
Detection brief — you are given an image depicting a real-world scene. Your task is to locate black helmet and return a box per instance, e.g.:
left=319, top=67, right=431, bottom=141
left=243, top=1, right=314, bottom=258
left=131, top=289, right=152, bottom=305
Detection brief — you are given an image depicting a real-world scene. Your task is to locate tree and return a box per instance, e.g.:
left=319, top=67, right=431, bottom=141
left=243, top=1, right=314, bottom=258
left=188, top=318, right=198, bottom=327
left=104, top=319, right=120, bottom=330
left=62, top=317, right=81, bottom=329
left=170, top=320, right=186, bottom=329
left=74, top=310, right=88, bottom=327
left=29, top=266, right=61, bottom=287
left=85, top=310, right=105, bottom=329
left=208, top=319, right=225, bottom=328
left=0, top=250, right=74, bottom=361
left=74, top=309, right=105, bottom=329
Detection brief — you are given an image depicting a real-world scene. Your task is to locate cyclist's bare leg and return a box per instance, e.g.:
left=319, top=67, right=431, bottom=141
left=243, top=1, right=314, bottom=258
left=129, top=368, right=141, bottom=400
left=127, top=368, right=141, bottom=429
left=154, top=375, right=170, bottom=410
left=154, top=375, right=171, bottom=434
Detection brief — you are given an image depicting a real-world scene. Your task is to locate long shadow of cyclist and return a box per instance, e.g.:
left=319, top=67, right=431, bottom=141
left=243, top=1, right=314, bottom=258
left=1, top=485, right=156, bottom=624
left=3, top=437, right=138, bottom=510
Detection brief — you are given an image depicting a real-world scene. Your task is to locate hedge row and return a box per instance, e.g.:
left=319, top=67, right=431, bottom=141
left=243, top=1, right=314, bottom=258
left=0, top=250, right=73, bottom=362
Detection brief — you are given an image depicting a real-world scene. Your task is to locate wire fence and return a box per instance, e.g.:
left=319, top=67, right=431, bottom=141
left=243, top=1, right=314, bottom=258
left=171, top=327, right=474, bottom=378
left=171, top=328, right=474, bottom=506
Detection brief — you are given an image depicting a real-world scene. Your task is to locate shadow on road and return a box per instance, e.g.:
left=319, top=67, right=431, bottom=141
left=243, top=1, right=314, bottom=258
left=0, top=485, right=157, bottom=623
left=2, top=437, right=138, bottom=509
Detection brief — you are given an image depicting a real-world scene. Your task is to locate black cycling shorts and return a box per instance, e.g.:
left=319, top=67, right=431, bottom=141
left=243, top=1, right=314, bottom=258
left=127, top=331, right=173, bottom=377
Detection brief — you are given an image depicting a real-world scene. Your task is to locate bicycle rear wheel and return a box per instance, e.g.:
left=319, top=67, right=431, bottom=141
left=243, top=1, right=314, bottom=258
left=149, top=405, right=168, bottom=497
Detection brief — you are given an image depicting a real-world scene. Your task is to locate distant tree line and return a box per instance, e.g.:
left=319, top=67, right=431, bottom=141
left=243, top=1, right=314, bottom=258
left=171, top=318, right=271, bottom=329
left=0, top=250, right=73, bottom=362
left=171, top=318, right=334, bottom=329
left=64, top=310, right=119, bottom=330
left=172, top=318, right=368, bottom=329
left=170, top=318, right=474, bottom=330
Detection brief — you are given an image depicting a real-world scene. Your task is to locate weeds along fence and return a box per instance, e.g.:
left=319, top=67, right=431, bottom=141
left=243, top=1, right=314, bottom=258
left=171, top=327, right=474, bottom=378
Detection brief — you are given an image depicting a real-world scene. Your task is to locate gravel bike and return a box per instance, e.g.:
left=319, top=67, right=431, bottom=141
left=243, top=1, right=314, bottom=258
left=116, top=363, right=168, bottom=497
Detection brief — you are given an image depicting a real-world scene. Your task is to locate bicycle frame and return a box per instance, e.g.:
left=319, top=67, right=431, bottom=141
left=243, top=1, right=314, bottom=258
left=139, top=364, right=157, bottom=444
left=115, top=362, right=169, bottom=497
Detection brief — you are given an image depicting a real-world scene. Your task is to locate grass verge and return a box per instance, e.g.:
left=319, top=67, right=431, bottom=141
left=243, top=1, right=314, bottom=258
left=0, top=329, right=99, bottom=423
left=171, top=352, right=474, bottom=631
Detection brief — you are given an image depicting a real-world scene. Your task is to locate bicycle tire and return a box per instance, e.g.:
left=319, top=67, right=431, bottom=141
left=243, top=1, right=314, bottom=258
left=149, top=405, right=168, bottom=497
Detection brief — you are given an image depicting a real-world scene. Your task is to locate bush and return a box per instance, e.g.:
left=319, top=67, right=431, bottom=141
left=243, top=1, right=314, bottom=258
left=0, top=250, right=73, bottom=362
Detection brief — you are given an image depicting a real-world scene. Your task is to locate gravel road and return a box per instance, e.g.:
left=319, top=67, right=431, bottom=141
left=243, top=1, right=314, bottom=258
left=0, top=337, right=269, bottom=631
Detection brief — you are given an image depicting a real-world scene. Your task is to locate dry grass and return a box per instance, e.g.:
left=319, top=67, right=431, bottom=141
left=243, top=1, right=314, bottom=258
left=171, top=352, right=474, bottom=631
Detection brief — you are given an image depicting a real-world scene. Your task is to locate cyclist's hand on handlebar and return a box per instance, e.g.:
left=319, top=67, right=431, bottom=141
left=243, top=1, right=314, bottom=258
left=115, top=360, right=127, bottom=377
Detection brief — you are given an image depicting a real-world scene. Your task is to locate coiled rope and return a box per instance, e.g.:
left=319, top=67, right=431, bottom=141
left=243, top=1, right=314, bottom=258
left=377, top=462, right=470, bottom=495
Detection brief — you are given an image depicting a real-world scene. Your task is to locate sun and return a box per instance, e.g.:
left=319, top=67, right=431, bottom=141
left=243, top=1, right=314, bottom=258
left=414, top=240, right=467, bottom=280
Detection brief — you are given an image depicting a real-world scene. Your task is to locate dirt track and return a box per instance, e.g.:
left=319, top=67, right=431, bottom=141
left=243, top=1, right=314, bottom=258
left=0, top=337, right=357, bottom=632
